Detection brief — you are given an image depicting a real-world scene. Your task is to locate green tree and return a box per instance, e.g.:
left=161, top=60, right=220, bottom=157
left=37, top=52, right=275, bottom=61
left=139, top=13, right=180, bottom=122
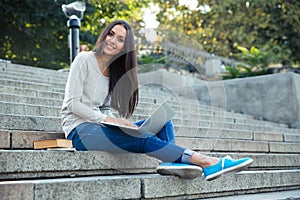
left=224, top=44, right=284, bottom=79
left=154, top=0, right=300, bottom=66
left=0, top=0, right=149, bottom=70
left=0, top=0, right=68, bottom=70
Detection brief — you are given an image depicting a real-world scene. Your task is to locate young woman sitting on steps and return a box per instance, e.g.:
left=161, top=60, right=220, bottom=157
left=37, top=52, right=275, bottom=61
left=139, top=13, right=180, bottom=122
left=61, top=20, right=253, bottom=181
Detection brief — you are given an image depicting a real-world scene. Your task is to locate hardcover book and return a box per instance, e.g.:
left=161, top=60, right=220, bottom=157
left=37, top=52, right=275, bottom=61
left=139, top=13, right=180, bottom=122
left=34, top=139, right=73, bottom=149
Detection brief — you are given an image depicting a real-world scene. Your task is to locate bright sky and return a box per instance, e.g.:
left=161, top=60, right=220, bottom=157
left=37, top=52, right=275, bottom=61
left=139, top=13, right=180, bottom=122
left=143, top=0, right=210, bottom=29
left=142, top=3, right=160, bottom=29
left=178, top=0, right=198, bottom=9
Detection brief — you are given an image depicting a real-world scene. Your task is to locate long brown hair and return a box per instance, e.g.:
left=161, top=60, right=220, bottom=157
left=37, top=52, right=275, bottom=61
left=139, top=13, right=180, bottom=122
left=93, top=20, right=138, bottom=118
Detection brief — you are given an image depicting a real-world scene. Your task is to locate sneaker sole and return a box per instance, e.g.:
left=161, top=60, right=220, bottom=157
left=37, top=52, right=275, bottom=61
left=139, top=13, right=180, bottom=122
left=205, top=158, right=253, bottom=181
left=157, top=165, right=203, bottom=179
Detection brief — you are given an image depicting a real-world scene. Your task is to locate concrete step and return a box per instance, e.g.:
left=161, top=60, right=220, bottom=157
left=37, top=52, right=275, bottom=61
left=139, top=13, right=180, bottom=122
left=142, top=170, right=299, bottom=199
left=0, top=85, right=64, bottom=99
left=177, top=137, right=300, bottom=153
left=2, top=61, right=299, bottom=200
left=0, top=79, right=291, bottom=131
left=0, top=96, right=294, bottom=133
left=0, top=130, right=64, bottom=149
left=1, top=128, right=299, bottom=154
left=0, top=169, right=299, bottom=199
left=0, top=101, right=60, bottom=117
left=171, top=119, right=299, bottom=135
left=0, top=63, right=294, bottom=129
left=0, top=92, right=242, bottom=119
left=0, top=62, right=68, bottom=79
left=207, top=189, right=300, bottom=200
left=0, top=78, right=64, bottom=93
left=0, top=73, right=66, bottom=88
left=0, top=93, right=62, bottom=107
left=138, top=100, right=283, bottom=126
left=0, top=150, right=299, bottom=180
left=0, top=82, right=190, bottom=103
left=0, top=114, right=61, bottom=132
left=0, top=150, right=158, bottom=180
left=174, top=125, right=300, bottom=143
left=1, top=113, right=297, bottom=144
left=0, top=100, right=293, bottom=133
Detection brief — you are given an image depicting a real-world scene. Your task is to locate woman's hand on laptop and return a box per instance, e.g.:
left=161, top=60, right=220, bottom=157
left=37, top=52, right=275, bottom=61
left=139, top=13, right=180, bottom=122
left=105, top=117, right=138, bottom=128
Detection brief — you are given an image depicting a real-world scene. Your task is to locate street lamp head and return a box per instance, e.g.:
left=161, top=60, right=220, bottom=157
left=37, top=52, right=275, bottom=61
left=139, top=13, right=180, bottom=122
left=62, top=1, right=86, bottom=63
left=62, top=1, right=86, bottom=20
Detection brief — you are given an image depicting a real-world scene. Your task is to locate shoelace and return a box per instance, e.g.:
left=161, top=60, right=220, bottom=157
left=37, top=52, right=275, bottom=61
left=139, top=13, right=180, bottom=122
left=222, top=155, right=233, bottom=169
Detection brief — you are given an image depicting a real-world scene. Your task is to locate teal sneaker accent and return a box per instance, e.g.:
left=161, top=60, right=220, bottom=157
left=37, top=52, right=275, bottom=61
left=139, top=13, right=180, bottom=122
left=203, top=156, right=253, bottom=181
left=156, top=162, right=203, bottom=179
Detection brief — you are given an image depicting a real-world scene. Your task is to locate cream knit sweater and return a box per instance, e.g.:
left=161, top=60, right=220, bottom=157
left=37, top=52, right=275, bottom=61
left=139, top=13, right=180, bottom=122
left=61, top=51, right=114, bottom=137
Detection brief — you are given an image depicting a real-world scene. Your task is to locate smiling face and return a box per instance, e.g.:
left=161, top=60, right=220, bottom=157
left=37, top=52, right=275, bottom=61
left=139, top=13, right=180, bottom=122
left=103, top=24, right=127, bottom=56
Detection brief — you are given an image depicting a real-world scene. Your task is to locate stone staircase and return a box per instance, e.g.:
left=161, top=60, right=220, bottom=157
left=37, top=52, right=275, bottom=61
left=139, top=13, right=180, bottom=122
left=0, top=62, right=300, bottom=200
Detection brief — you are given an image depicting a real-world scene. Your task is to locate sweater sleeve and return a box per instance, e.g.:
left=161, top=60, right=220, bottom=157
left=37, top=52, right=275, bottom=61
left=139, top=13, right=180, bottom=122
left=63, top=53, right=108, bottom=123
left=100, top=95, right=115, bottom=118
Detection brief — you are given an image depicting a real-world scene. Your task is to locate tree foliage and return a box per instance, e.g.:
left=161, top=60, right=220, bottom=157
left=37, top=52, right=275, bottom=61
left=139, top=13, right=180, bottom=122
left=0, top=0, right=299, bottom=71
left=0, top=0, right=68, bottom=69
left=154, top=0, right=300, bottom=65
left=80, top=0, right=149, bottom=49
left=224, top=44, right=281, bottom=79
left=0, top=0, right=148, bottom=70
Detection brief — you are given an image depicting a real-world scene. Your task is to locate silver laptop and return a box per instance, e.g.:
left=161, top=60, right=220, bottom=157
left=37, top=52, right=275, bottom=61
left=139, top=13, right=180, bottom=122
left=101, top=101, right=175, bottom=134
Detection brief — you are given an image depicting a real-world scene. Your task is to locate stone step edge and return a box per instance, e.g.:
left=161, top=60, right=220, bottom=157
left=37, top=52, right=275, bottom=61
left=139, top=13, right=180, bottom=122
left=1, top=126, right=300, bottom=151
left=0, top=74, right=67, bottom=86
left=0, top=170, right=299, bottom=200
left=0, top=63, right=68, bottom=77
left=1, top=151, right=299, bottom=176
left=0, top=118, right=297, bottom=138
left=2, top=127, right=300, bottom=149
left=0, top=106, right=294, bottom=132
left=206, top=189, right=300, bottom=200
left=0, top=72, right=67, bottom=82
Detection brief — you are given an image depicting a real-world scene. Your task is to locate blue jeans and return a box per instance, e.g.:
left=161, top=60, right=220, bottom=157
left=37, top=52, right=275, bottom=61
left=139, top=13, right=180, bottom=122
left=67, top=120, right=194, bottom=163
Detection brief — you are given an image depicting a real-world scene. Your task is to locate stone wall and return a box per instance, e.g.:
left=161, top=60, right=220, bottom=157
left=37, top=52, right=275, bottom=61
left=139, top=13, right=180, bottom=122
left=139, top=71, right=300, bottom=127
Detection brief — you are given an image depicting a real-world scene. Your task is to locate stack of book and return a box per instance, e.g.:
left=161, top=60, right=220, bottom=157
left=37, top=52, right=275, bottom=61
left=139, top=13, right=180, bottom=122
left=33, top=139, right=75, bottom=151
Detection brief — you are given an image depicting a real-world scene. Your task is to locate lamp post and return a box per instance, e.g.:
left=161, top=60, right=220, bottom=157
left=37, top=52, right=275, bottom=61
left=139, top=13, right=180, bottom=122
left=62, top=1, right=86, bottom=64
